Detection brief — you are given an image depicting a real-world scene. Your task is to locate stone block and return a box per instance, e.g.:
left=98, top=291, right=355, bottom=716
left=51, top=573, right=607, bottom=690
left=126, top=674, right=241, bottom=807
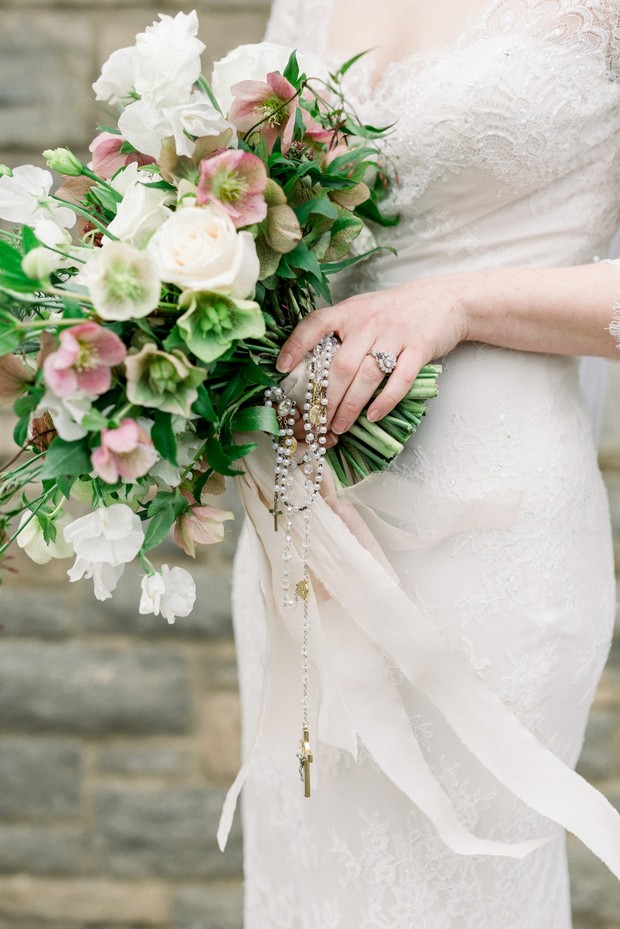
left=98, top=743, right=192, bottom=778
left=0, top=739, right=81, bottom=816
left=569, top=837, right=620, bottom=923
left=95, top=787, right=242, bottom=879
left=0, top=13, right=94, bottom=148
left=200, top=692, right=241, bottom=783
left=174, top=882, right=243, bottom=929
left=203, top=641, right=239, bottom=691
left=0, top=570, right=79, bottom=638
left=576, top=708, right=618, bottom=781
left=0, top=876, right=170, bottom=923
left=0, top=825, right=85, bottom=875
left=0, top=644, right=191, bottom=735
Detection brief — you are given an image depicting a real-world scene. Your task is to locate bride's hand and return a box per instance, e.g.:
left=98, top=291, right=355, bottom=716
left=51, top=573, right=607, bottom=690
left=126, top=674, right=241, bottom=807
left=276, top=276, right=470, bottom=433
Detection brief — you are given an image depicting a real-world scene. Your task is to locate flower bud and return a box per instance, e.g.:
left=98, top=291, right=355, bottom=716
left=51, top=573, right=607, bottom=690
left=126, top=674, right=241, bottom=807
left=43, top=148, right=84, bottom=177
left=22, top=247, right=52, bottom=282
left=0, top=164, right=13, bottom=178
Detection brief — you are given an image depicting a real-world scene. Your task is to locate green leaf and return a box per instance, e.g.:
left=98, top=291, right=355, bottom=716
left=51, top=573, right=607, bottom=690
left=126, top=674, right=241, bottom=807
left=143, top=495, right=177, bottom=552
left=344, top=118, right=396, bottom=139
left=355, top=198, right=400, bottom=227
left=88, top=184, right=122, bottom=214
left=39, top=438, right=91, bottom=480
left=226, top=441, right=257, bottom=461
left=286, top=242, right=323, bottom=278
left=56, top=473, right=77, bottom=498
left=332, top=48, right=374, bottom=80
left=81, top=408, right=110, bottom=431
left=231, top=405, right=279, bottom=435
left=294, top=194, right=339, bottom=225
left=205, top=436, right=245, bottom=477
left=282, top=49, right=300, bottom=85
left=162, top=326, right=185, bottom=352
left=192, top=384, right=218, bottom=424
left=323, top=246, right=396, bottom=275
left=21, top=226, right=41, bottom=253
left=151, top=410, right=178, bottom=465
left=13, top=414, right=29, bottom=447
left=241, top=356, right=278, bottom=388
left=13, top=390, right=41, bottom=418
left=0, top=328, right=21, bottom=354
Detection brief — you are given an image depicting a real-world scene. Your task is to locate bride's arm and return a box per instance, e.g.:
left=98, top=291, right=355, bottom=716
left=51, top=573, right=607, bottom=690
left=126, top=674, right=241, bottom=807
left=275, top=261, right=620, bottom=434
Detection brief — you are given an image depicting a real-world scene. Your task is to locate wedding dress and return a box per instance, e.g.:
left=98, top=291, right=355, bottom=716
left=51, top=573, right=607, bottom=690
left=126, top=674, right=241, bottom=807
left=228, top=2, right=620, bottom=927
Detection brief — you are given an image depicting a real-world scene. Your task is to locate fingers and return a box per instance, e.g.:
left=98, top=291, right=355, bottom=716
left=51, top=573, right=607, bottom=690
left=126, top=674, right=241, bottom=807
left=331, top=352, right=386, bottom=434
left=366, top=347, right=423, bottom=422
left=276, top=307, right=343, bottom=374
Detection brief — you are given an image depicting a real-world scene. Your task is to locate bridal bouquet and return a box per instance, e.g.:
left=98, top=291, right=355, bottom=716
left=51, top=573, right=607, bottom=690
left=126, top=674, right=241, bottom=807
left=0, top=11, right=440, bottom=620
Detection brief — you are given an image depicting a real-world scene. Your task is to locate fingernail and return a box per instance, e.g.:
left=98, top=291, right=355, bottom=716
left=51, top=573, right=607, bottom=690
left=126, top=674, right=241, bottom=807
left=276, top=353, right=293, bottom=373
left=332, top=419, right=346, bottom=434
left=366, top=409, right=379, bottom=422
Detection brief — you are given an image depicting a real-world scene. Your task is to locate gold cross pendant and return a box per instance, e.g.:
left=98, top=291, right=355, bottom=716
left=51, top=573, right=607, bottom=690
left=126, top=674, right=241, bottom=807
left=269, top=495, right=282, bottom=532
left=298, top=724, right=313, bottom=798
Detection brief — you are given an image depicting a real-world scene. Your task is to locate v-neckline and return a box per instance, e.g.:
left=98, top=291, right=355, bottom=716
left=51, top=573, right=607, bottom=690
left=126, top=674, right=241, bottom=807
left=321, top=0, right=518, bottom=95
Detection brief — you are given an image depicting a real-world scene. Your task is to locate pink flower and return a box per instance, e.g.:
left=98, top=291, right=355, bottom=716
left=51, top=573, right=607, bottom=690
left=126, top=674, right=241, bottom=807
left=174, top=502, right=234, bottom=557
left=91, top=418, right=157, bottom=484
left=43, top=322, right=126, bottom=398
left=229, top=72, right=300, bottom=152
left=196, top=149, right=268, bottom=228
left=89, top=131, right=156, bottom=180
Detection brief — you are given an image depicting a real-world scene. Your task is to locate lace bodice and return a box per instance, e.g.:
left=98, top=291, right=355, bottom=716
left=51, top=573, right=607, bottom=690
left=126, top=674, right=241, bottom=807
left=267, top=0, right=620, bottom=285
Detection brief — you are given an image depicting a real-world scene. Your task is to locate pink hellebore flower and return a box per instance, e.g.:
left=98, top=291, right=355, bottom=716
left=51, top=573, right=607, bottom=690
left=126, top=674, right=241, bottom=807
left=196, top=149, right=268, bottom=228
left=43, top=322, right=126, bottom=398
left=174, top=503, right=234, bottom=557
left=229, top=72, right=300, bottom=152
left=89, top=131, right=156, bottom=180
left=91, top=418, right=157, bottom=484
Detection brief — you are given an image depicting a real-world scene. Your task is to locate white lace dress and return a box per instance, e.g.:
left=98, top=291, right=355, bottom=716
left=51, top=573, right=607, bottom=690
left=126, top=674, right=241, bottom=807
left=229, top=2, right=620, bottom=926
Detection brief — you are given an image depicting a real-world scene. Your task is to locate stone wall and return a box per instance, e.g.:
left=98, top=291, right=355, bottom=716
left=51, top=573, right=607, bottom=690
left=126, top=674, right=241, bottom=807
left=0, top=1, right=619, bottom=927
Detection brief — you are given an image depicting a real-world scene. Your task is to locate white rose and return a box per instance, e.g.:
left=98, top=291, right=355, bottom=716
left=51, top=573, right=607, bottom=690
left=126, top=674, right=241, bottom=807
left=16, top=512, right=74, bottom=565
left=148, top=203, right=259, bottom=297
left=139, top=565, right=196, bottom=623
left=133, top=11, right=205, bottom=108
left=107, top=163, right=173, bottom=244
left=92, top=46, right=135, bottom=105
left=211, top=42, right=320, bottom=115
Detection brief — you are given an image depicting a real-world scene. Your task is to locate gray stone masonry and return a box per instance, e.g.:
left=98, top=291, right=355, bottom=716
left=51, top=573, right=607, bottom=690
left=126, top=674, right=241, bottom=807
left=1, top=2, right=620, bottom=926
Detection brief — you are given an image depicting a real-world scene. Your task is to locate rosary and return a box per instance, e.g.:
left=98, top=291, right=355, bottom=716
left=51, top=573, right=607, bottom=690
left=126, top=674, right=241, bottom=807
left=264, top=333, right=339, bottom=798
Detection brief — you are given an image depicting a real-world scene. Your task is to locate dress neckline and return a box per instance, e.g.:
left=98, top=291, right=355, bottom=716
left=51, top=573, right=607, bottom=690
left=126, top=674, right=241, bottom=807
left=321, top=0, right=520, bottom=95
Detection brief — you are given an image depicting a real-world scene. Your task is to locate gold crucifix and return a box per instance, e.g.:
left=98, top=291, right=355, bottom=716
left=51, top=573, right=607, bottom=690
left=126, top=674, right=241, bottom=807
left=269, top=496, right=282, bottom=532
left=298, top=724, right=313, bottom=798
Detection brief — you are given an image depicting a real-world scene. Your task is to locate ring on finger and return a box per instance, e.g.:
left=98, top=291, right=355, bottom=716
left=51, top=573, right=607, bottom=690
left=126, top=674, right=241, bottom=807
left=368, top=349, right=399, bottom=375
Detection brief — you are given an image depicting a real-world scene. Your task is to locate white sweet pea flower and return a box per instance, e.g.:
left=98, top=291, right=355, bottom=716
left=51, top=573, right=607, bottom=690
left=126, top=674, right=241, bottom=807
left=68, top=559, right=126, bottom=601
left=117, top=99, right=171, bottom=161
left=107, top=163, right=174, bottom=244
left=64, top=504, right=145, bottom=601
left=16, top=511, right=74, bottom=565
left=34, top=390, right=94, bottom=441
left=0, top=165, right=75, bottom=229
left=139, top=565, right=196, bottom=623
left=148, top=203, right=259, bottom=297
left=92, top=46, right=135, bottom=105
left=22, top=220, right=75, bottom=278
left=80, top=240, right=162, bottom=321
left=162, top=93, right=236, bottom=158
left=211, top=42, right=320, bottom=114
left=132, top=11, right=205, bottom=108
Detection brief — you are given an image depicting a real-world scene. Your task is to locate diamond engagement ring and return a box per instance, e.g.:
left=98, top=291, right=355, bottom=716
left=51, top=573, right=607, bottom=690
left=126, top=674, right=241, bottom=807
left=369, top=350, right=398, bottom=374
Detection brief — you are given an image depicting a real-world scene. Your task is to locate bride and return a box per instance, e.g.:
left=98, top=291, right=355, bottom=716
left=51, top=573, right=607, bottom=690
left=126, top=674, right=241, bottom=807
left=228, top=1, right=620, bottom=926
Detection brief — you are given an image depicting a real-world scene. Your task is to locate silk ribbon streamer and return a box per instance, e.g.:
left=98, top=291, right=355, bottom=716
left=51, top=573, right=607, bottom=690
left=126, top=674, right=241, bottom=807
left=218, top=434, right=620, bottom=880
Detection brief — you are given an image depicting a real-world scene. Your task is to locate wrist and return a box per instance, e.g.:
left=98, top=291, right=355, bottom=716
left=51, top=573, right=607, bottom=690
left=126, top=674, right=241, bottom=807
left=458, top=267, right=515, bottom=344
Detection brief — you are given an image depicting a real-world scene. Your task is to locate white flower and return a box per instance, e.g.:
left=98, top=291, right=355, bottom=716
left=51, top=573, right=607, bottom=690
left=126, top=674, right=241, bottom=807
left=92, top=46, right=135, bottom=105
left=16, top=511, right=74, bottom=565
left=80, top=241, right=161, bottom=321
left=150, top=425, right=203, bottom=487
left=22, top=221, right=75, bottom=278
left=68, top=559, right=125, bottom=601
left=107, top=163, right=174, bottom=244
left=132, top=11, right=205, bottom=108
left=0, top=165, right=75, bottom=228
left=139, top=564, right=196, bottom=623
left=64, top=504, right=145, bottom=601
left=162, top=93, right=235, bottom=158
left=148, top=203, right=259, bottom=297
left=118, top=93, right=234, bottom=160
left=211, top=42, right=319, bottom=114
left=34, top=390, right=94, bottom=440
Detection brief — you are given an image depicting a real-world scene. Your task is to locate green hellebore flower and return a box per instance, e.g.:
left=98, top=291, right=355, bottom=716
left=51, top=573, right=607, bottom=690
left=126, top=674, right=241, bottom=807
left=43, top=148, right=85, bottom=177
left=177, top=291, right=266, bottom=364
left=124, top=343, right=205, bottom=417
